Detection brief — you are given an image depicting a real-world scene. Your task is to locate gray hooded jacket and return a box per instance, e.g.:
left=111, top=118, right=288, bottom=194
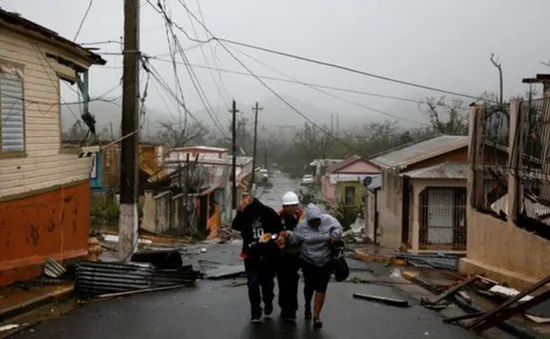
left=288, top=203, right=343, bottom=267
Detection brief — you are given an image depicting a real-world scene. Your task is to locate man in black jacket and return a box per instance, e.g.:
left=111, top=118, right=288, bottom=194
left=231, top=192, right=283, bottom=323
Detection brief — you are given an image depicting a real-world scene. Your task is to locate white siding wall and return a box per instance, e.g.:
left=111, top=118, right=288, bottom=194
left=0, top=29, right=93, bottom=199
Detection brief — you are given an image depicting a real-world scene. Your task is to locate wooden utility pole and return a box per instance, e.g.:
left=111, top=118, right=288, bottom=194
left=251, top=102, right=263, bottom=185
left=182, top=153, right=190, bottom=231
left=230, top=100, right=239, bottom=209
left=264, top=146, right=268, bottom=170
left=118, top=0, right=140, bottom=260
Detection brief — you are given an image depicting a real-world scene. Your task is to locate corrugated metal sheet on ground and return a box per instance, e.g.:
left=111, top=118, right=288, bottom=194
left=394, top=253, right=459, bottom=270
left=75, top=261, right=200, bottom=296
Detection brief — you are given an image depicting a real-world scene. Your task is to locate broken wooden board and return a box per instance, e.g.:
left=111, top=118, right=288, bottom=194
left=353, top=293, right=410, bottom=307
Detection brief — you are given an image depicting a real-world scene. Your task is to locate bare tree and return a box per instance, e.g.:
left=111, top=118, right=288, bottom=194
left=421, top=97, right=468, bottom=135
left=156, top=120, right=209, bottom=147
left=294, top=123, right=332, bottom=161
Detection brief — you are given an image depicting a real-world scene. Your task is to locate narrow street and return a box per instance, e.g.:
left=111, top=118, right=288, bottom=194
left=11, top=175, right=478, bottom=339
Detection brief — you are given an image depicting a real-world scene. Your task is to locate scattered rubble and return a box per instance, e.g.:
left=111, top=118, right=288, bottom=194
left=342, top=219, right=366, bottom=243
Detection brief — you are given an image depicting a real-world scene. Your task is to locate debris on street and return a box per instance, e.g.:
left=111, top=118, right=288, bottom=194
left=0, top=324, right=24, bottom=333
left=96, top=284, right=189, bottom=299
left=102, top=234, right=153, bottom=245
left=43, top=258, right=67, bottom=279
left=342, top=219, right=366, bottom=243
left=346, top=276, right=413, bottom=286
left=353, top=293, right=410, bottom=308
left=393, top=252, right=459, bottom=271
left=74, top=261, right=200, bottom=296
left=198, top=260, right=246, bottom=280
left=130, top=249, right=184, bottom=269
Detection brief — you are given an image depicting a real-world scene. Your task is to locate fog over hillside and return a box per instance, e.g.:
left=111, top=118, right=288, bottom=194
left=62, top=92, right=430, bottom=142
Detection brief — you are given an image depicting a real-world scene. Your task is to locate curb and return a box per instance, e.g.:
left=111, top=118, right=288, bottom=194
left=352, top=249, right=393, bottom=263
left=0, top=285, right=74, bottom=323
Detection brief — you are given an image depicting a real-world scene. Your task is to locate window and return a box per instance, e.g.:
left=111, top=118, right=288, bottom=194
left=0, top=68, right=25, bottom=153
left=344, top=186, right=355, bottom=206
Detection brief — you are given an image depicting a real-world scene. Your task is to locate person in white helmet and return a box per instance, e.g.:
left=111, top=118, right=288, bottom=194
left=276, top=191, right=304, bottom=322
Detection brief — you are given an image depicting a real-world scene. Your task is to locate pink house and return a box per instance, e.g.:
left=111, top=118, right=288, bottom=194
left=321, top=155, right=381, bottom=206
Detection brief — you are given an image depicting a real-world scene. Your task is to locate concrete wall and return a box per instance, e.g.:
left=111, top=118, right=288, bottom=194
left=410, top=178, right=467, bottom=253
left=364, top=190, right=377, bottom=242
left=378, top=170, right=402, bottom=249
left=460, top=209, right=550, bottom=290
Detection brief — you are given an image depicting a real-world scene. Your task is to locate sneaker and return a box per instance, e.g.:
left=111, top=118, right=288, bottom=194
left=313, top=317, right=323, bottom=328
left=282, top=310, right=297, bottom=323
left=304, top=307, right=312, bottom=320
left=251, top=314, right=262, bottom=323
left=264, top=302, right=273, bottom=316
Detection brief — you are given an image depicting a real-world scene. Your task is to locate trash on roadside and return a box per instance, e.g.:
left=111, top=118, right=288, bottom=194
left=198, top=260, right=246, bottom=280
left=43, top=257, right=66, bottom=279
left=353, top=293, right=410, bottom=308
left=200, top=248, right=207, bottom=253
left=74, top=261, right=200, bottom=296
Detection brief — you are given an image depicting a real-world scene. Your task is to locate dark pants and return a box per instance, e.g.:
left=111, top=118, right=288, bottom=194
left=244, top=257, right=275, bottom=316
left=301, top=260, right=333, bottom=309
left=277, top=252, right=300, bottom=314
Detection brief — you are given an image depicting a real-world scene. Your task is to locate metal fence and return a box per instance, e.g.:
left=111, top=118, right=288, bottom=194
left=418, top=187, right=467, bottom=251
left=472, top=103, right=510, bottom=211
left=516, top=98, right=550, bottom=229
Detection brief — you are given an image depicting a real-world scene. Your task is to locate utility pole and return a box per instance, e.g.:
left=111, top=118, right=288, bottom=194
left=264, top=147, right=268, bottom=170
left=182, top=153, right=190, bottom=232
left=230, top=100, right=239, bottom=209
left=118, top=0, right=140, bottom=260
left=251, top=102, right=263, bottom=186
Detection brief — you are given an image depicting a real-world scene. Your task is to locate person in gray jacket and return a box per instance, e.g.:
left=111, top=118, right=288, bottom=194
left=283, top=203, right=343, bottom=328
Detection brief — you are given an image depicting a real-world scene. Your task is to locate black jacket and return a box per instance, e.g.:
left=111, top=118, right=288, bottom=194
left=231, top=198, right=283, bottom=259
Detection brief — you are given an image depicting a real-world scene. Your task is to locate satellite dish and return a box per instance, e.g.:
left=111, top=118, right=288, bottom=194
left=362, top=176, right=373, bottom=187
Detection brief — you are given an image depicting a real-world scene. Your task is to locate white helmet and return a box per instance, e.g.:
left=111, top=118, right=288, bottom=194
left=282, top=191, right=300, bottom=206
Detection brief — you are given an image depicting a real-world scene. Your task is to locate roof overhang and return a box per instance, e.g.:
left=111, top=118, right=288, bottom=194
left=0, top=9, right=106, bottom=67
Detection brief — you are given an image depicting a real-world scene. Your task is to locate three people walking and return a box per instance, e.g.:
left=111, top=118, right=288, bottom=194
left=231, top=188, right=343, bottom=328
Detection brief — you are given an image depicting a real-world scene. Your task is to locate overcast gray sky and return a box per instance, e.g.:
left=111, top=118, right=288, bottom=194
left=2, top=0, right=550, bottom=128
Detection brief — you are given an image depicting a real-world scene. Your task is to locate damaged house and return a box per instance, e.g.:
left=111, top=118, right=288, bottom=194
left=0, top=9, right=105, bottom=286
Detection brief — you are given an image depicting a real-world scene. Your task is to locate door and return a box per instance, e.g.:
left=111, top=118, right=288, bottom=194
left=427, top=188, right=454, bottom=244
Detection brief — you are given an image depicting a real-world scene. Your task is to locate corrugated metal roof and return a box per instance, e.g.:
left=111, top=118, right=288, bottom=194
left=402, top=162, right=468, bottom=179
left=309, top=159, right=342, bottom=166
left=372, top=135, right=468, bottom=168
left=329, top=173, right=368, bottom=184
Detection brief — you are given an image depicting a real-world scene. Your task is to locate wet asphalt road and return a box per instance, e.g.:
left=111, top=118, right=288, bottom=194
left=11, top=174, right=478, bottom=339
